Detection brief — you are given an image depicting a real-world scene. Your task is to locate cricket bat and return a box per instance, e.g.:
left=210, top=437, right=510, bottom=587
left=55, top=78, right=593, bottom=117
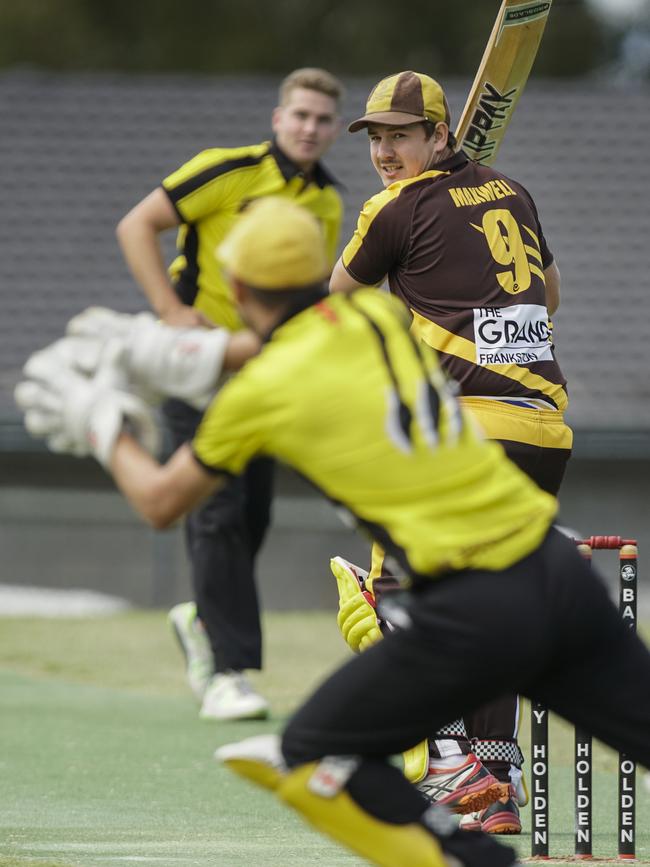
left=455, top=0, right=553, bottom=165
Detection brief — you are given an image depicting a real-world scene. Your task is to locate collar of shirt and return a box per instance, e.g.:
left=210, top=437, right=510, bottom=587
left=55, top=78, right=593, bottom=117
left=436, top=150, right=470, bottom=173
left=262, top=286, right=329, bottom=343
left=269, top=139, right=340, bottom=190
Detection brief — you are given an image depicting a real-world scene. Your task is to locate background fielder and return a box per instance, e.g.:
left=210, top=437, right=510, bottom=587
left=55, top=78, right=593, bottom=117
left=115, top=67, right=344, bottom=721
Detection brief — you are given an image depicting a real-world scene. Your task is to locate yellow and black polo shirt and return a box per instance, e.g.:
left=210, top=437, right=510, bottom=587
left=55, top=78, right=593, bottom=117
left=193, top=289, right=557, bottom=580
left=342, top=151, right=568, bottom=413
left=162, top=140, right=343, bottom=330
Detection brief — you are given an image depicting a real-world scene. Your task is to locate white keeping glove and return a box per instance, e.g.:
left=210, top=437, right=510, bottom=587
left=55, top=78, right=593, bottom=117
left=66, top=306, right=154, bottom=342
left=67, top=307, right=230, bottom=408
left=15, top=339, right=160, bottom=468
left=12, top=336, right=105, bottom=456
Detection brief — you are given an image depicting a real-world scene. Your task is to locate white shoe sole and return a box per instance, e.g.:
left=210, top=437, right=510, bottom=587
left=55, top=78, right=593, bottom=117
left=215, top=735, right=285, bottom=790
left=200, top=698, right=269, bottom=721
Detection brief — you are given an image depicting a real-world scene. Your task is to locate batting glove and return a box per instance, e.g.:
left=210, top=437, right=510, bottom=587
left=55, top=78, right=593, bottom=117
left=331, top=556, right=383, bottom=654
left=15, top=338, right=160, bottom=468
left=67, top=306, right=230, bottom=408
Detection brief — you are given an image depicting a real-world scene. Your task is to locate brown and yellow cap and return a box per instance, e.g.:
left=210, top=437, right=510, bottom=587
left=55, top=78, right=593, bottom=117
left=348, top=70, right=450, bottom=133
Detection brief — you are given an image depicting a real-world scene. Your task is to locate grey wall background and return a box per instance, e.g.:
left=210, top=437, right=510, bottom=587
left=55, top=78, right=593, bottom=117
left=1, top=72, right=649, bottom=611
left=2, top=72, right=650, bottom=433
left=1, top=459, right=646, bottom=611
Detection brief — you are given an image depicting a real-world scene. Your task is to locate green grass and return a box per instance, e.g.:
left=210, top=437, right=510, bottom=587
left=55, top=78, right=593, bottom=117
left=0, top=860, right=73, bottom=867
left=0, top=611, right=648, bottom=866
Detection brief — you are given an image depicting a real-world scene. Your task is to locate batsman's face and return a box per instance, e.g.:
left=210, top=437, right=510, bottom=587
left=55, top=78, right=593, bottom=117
left=368, top=123, right=438, bottom=186
left=272, top=88, right=341, bottom=171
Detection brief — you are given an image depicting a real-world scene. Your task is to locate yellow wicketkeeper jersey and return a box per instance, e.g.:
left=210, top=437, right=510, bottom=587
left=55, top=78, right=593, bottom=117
left=162, top=141, right=343, bottom=330
left=192, top=289, right=557, bottom=580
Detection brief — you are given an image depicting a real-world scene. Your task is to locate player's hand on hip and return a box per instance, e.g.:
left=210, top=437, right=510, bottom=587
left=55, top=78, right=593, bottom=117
left=15, top=338, right=160, bottom=468
left=160, top=303, right=212, bottom=329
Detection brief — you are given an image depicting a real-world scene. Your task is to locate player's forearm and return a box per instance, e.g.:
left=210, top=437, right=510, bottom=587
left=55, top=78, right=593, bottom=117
left=116, top=215, right=181, bottom=319
left=110, top=432, right=180, bottom=529
left=224, top=329, right=262, bottom=370
left=110, top=438, right=222, bottom=530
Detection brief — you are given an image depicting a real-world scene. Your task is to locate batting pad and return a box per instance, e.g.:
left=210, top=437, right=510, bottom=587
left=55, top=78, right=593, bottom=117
left=403, top=739, right=430, bottom=784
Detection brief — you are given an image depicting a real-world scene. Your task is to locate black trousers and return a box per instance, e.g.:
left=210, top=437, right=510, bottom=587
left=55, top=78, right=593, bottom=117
left=164, top=398, right=275, bottom=672
left=461, top=440, right=571, bottom=774
left=283, top=529, right=650, bottom=819
left=499, top=439, right=570, bottom=497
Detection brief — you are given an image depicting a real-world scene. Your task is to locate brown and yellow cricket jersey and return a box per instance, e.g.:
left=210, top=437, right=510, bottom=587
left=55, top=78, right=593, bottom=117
left=162, top=140, right=343, bottom=330
left=342, top=151, right=568, bottom=412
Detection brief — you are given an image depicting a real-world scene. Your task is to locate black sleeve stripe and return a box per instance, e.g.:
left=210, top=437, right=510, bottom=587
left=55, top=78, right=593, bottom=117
left=191, top=448, right=238, bottom=479
left=165, top=154, right=265, bottom=204
left=174, top=225, right=200, bottom=306
left=160, top=184, right=185, bottom=221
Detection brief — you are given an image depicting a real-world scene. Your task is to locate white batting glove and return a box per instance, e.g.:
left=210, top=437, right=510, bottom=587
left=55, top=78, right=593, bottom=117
left=67, top=306, right=230, bottom=408
left=15, top=339, right=160, bottom=468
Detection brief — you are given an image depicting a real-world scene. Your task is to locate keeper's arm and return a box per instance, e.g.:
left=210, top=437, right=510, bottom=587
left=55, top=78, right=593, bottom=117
left=110, top=438, right=223, bottom=530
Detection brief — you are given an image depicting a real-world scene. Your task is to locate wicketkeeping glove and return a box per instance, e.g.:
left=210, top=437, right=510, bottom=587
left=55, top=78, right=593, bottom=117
left=15, top=338, right=160, bottom=468
left=331, top=556, right=383, bottom=654
left=66, top=306, right=230, bottom=408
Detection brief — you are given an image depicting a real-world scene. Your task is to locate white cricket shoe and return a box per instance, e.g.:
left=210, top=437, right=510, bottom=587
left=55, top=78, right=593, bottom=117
left=215, top=734, right=286, bottom=790
left=168, top=601, right=214, bottom=700
left=200, top=671, right=270, bottom=721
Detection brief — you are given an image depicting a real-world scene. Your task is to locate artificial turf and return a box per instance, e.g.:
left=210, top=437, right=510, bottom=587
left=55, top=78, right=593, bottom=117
left=0, top=611, right=648, bottom=866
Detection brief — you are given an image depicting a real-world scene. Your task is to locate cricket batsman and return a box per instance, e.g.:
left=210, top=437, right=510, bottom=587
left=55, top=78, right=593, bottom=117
left=328, top=69, right=573, bottom=833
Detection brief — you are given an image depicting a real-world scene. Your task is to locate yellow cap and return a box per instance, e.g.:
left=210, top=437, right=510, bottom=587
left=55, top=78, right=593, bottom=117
left=217, top=197, right=329, bottom=290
